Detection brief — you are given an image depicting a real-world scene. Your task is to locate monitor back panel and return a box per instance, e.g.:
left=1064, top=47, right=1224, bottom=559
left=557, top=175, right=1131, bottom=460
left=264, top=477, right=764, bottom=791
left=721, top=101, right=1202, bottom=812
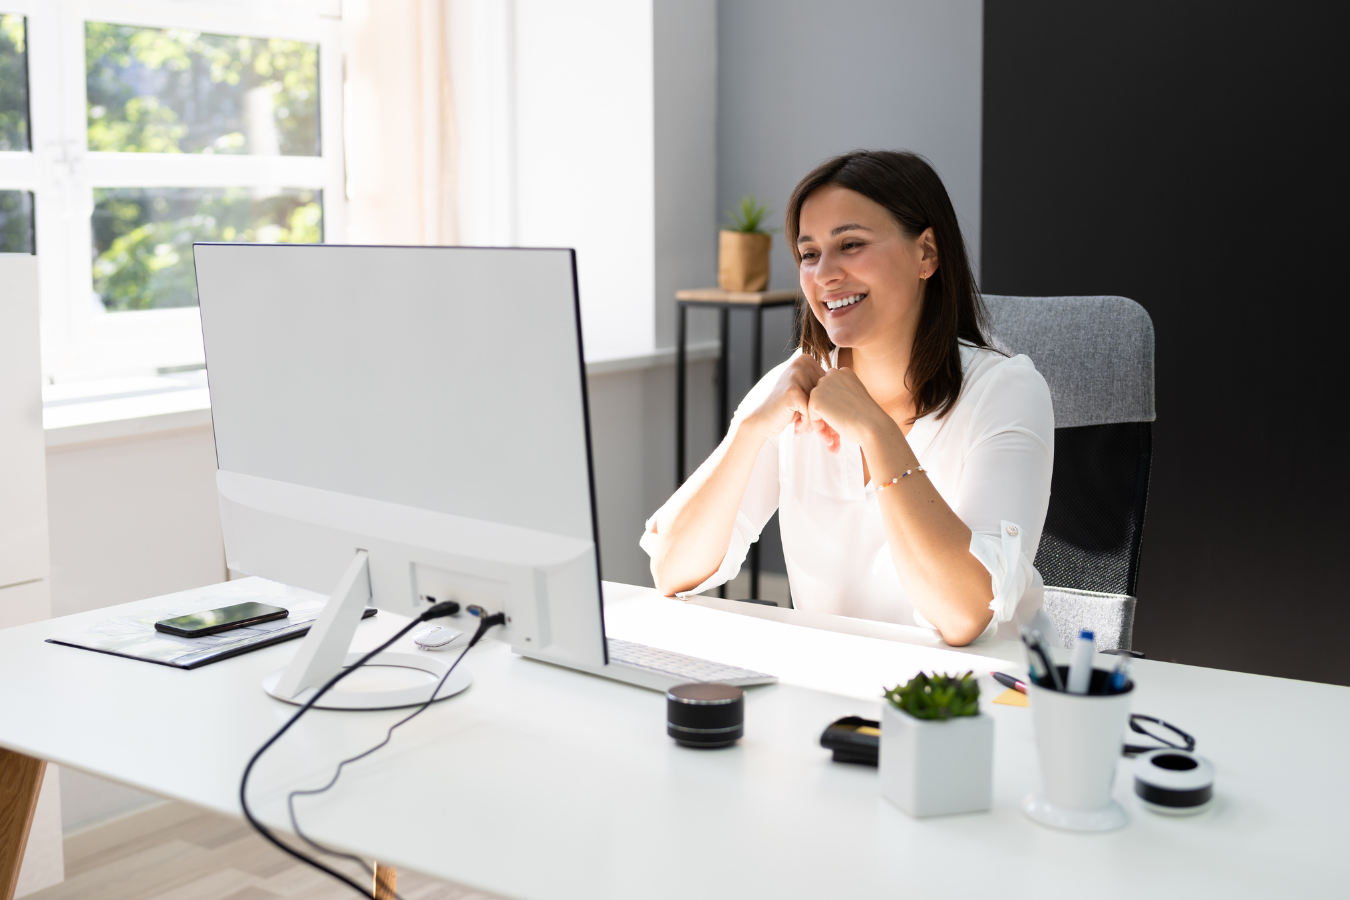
left=194, top=244, right=595, bottom=545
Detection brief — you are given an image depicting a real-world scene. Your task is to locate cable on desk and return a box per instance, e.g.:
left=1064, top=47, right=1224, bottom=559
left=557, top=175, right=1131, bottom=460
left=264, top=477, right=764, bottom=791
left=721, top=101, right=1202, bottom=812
left=239, top=603, right=504, bottom=899
left=285, top=613, right=504, bottom=889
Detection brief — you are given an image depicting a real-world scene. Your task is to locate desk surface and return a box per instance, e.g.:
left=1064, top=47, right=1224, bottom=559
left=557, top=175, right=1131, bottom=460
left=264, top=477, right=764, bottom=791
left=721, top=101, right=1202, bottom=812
left=1, top=579, right=1346, bottom=900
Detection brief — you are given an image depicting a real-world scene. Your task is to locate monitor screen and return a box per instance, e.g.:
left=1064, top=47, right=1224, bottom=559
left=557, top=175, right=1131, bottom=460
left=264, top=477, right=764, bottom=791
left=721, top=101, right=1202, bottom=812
left=194, top=244, right=596, bottom=544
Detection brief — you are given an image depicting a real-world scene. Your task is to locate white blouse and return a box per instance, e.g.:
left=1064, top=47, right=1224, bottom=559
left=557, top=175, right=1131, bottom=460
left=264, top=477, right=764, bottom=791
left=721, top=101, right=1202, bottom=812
left=641, top=343, right=1055, bottom=642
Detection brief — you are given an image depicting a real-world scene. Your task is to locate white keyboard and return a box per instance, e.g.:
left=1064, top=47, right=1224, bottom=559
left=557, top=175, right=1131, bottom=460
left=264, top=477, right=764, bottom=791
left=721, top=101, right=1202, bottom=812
left=606, top=638, right=777, bottom=687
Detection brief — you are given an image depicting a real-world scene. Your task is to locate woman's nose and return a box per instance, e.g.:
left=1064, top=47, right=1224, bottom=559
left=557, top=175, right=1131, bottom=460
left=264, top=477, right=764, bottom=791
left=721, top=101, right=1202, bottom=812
left=813, top=250, right=845, bottom=285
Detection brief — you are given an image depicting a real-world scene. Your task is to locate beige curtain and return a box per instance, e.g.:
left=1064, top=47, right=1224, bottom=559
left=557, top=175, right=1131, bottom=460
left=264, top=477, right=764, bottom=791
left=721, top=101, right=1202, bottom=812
left=343, top=0, right=458, bottom=245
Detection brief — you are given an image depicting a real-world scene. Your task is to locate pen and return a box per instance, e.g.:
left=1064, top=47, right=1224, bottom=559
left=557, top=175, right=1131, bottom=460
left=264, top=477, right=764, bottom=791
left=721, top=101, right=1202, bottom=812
left=1021, top=628, right=1064, bottom=692
left=1109, top=655, right=1132, bottom=693
left=992, top=671, right=1028, bottom=694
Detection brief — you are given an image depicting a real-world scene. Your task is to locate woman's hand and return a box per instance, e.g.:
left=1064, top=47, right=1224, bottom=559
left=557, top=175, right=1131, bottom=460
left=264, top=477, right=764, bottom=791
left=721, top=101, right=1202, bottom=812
left=806, top=367, right=898, bottom=452
left=745, top=355, right=828, bottom=439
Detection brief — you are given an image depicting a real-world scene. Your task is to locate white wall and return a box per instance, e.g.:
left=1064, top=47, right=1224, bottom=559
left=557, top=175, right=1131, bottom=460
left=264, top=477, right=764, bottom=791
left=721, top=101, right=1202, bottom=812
left=452, top=0, right=720, bottom=359
left=716, top=0, right=985, bottom=288
left=45, top=426, right=226, bottom=619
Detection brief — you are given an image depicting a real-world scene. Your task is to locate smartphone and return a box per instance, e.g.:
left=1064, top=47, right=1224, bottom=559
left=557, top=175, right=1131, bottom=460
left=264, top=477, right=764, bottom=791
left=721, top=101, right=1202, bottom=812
left=155, top=602, right=289, bottom=637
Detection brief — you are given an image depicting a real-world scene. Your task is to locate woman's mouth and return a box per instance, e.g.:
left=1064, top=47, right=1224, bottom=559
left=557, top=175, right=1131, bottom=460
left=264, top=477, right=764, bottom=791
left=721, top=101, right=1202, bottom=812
left=825, top=293, right=865, bottom=314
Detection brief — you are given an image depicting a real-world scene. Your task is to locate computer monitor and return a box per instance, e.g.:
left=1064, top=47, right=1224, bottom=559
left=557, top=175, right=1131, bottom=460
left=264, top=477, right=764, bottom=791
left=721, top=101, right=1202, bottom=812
left=194, top=243, right=607, bottom=708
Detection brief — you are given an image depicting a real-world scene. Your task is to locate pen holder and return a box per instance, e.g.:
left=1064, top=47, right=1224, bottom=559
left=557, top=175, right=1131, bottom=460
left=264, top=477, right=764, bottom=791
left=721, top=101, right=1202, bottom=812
left=1022, top=667, right=1133, bottom=832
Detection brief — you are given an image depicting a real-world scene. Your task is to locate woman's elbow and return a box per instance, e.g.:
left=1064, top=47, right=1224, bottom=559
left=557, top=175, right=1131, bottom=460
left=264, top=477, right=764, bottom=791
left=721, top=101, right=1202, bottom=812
left=651, top=563, right=680, bottom=598
left=937, top=609, right=994, bottom=647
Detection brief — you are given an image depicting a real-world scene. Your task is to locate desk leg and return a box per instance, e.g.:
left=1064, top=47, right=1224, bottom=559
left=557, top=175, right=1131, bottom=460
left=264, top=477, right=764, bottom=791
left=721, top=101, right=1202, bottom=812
left=749, top=306, right=764, bottom=601
left=373, top=861, right=397, bottom=899
left=676, top=303, right=687, bottom=487
left=716, top=305, right=730, bottom=599
left=0, top=748, right=45, bottom=900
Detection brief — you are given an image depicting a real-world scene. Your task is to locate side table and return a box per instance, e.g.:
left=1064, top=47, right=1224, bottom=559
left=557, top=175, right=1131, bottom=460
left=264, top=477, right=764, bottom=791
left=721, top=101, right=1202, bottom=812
left=674, top=288, right=798, bottom=600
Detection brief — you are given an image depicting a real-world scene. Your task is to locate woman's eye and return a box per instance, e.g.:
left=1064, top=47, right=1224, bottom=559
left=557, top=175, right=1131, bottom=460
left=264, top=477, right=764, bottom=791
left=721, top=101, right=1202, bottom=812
left=800, top=250, right=818, bottom=262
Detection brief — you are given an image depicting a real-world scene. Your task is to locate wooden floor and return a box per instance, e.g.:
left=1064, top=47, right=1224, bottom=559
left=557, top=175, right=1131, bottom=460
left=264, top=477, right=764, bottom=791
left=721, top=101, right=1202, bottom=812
left=29, top=800, right=506, bottom=900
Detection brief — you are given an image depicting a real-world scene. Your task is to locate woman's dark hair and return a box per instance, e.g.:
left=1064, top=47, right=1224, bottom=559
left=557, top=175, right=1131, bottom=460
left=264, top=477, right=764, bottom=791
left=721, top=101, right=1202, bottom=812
left=786, top=150, right=994, bottom=421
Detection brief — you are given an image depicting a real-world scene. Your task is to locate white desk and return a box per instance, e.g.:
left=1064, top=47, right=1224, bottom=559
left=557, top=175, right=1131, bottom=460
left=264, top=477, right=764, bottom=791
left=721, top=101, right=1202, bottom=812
left=1, top=579, right=1346, bottom=899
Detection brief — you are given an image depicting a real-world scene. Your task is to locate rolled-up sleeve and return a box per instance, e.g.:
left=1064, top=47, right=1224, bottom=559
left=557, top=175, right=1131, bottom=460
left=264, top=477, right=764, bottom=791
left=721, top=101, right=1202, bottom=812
left=952, top=357, right=1055, bottom=638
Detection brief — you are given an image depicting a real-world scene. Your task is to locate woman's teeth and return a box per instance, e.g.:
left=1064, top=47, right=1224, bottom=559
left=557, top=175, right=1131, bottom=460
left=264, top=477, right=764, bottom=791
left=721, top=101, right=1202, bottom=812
left=826, top=293, right=865, bottom=310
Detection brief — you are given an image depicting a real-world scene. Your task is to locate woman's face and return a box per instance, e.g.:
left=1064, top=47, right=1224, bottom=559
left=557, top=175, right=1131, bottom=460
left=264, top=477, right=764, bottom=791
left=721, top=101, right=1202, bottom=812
left=796, top=185, right=936, bottom=353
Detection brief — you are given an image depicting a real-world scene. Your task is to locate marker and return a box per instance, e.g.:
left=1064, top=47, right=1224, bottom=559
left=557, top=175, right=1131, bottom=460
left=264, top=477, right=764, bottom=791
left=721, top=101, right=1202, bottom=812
left=992, top=671, right=1028, bottom=694
left=1067, top=629, right=1095, bottom=694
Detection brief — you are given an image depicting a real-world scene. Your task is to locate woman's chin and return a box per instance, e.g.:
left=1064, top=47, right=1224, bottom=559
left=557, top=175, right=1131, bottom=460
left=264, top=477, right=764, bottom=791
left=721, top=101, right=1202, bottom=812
left=823, top=325, right=866, bottom=349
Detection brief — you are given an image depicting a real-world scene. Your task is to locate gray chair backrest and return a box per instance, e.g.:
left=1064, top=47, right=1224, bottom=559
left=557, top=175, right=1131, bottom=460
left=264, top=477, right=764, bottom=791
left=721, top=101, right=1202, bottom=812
left=983, top=295, right=1155, bottom=652
left=983, top=295, right=1155, bottom=428
left=1042, top=587, right=1136, bottom=653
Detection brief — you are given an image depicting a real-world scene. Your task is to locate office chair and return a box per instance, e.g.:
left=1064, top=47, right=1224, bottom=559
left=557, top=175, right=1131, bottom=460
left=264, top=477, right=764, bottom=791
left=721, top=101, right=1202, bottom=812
left=983, top=295, right=1155, bottom=652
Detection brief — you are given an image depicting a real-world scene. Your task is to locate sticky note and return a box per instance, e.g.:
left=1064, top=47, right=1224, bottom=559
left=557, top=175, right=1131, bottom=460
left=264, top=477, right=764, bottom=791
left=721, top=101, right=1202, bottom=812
left=992, top=688, right=1028, bottom=707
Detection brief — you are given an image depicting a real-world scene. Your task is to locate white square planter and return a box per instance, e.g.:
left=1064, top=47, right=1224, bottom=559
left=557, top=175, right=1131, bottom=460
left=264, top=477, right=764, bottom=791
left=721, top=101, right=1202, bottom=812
left=879, top=703, right=993, bottom=817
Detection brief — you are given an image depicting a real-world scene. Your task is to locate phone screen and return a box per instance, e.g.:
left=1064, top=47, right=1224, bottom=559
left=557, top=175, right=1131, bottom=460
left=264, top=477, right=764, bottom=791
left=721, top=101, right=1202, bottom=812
left=155, top=602, right=288, bottom=636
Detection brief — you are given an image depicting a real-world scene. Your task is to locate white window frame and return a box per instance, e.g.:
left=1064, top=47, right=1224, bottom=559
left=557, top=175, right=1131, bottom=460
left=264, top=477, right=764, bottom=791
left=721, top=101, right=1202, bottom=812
left=0, top=0, right=345, bottom=383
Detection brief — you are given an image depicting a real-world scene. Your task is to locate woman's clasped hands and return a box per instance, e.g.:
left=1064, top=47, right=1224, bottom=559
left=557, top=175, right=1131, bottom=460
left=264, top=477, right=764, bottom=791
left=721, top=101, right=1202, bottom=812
left=745, top=356, right=899, bottom=454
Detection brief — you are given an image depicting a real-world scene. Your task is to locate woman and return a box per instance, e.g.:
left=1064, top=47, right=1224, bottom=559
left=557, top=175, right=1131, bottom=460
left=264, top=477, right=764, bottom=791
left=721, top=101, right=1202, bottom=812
left=641, top=150, right=1053, bottom=646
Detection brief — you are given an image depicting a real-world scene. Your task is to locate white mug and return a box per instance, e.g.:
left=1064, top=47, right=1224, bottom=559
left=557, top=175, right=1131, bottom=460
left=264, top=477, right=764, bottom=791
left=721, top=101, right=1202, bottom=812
left=1023, top=669, right=1133, bottom=831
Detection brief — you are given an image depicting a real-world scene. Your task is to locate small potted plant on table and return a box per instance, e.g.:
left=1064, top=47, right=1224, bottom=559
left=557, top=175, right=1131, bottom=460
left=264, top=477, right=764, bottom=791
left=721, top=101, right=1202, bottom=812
left=718, top=195, right=774, bottom=292
left=880, top=672, right=993, bottom=817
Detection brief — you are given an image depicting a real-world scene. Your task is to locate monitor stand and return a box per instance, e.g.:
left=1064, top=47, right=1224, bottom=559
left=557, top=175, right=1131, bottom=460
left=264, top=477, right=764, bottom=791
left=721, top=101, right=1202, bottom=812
left=262, top=550, right=472, bottom=710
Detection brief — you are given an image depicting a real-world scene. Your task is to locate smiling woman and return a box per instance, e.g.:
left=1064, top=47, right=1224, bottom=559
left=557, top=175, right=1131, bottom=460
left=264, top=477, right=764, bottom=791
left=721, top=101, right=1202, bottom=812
left=642, top=150, right=1054, bottom=646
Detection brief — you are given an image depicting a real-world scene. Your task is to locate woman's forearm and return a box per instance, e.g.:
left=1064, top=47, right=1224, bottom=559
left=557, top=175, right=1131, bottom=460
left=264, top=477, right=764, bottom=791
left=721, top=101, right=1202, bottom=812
left=650, top=417, right=773, bottom=596
left=861, top=421, right=995, bottom=645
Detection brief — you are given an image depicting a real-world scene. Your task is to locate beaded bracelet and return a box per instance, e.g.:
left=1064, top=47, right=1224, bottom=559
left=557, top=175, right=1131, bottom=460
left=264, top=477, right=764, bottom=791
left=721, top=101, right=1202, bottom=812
left=875, top=467, right=926, bottom=492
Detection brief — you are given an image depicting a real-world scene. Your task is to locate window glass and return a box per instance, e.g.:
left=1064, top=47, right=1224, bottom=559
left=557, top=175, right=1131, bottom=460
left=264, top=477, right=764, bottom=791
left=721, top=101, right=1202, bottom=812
left=91, top=187, right=322, bottom=310
left=0, top=190, right=34, bottom=252
left=85, top=23, right=319, bottom=156
left=0, top=14, right=29, bottom=150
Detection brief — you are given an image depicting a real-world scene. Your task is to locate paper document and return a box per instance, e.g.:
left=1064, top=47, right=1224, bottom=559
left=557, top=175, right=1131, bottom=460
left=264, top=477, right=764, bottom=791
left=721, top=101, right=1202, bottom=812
left=46, top=579, right=359, bottom=669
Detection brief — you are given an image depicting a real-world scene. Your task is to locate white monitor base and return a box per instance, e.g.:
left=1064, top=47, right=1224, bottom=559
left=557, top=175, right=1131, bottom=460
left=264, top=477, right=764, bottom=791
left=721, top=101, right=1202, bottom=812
left=263, top=651, right=472, bottom=710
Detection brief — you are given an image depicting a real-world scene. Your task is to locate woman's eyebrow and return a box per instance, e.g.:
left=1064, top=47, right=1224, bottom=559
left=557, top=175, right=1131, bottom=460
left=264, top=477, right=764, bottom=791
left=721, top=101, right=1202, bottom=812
left=799, top=223, right=873, bottom=243
left=796, top=223, right=874, bottom=244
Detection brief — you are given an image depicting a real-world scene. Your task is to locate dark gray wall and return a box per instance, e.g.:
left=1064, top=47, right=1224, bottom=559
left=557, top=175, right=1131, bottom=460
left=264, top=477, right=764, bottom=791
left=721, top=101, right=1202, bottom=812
left=982, top=1, right=1350, bottom=685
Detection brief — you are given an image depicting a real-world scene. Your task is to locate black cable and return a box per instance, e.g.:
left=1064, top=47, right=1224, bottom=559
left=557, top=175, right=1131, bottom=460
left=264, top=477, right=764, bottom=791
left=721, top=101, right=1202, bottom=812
left=238, top=602, right=502, bottom=899
left=284, top=614, right=502, bottom=891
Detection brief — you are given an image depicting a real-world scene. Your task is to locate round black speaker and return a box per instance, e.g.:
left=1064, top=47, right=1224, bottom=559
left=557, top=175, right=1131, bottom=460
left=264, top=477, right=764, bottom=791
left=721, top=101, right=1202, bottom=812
left=666, top=683, right=744, bottom=748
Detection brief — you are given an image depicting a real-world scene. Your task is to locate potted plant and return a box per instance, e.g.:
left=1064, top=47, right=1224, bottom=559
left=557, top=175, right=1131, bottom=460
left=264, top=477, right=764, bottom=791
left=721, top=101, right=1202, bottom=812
left=879, top=672, right=993, bottom=817
left=718, top=195, right=774, bottom=292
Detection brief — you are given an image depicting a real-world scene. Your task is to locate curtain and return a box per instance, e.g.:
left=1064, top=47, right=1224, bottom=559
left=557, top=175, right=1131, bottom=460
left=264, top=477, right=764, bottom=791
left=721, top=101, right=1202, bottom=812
left=343, top=0, right=458, bottom=245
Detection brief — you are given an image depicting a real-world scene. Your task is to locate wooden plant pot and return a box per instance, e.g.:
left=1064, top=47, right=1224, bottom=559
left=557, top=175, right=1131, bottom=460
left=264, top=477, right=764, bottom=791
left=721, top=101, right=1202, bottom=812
left=718, top=230, right=772, bottom=292
left=879, top=703, right=993, bottom=817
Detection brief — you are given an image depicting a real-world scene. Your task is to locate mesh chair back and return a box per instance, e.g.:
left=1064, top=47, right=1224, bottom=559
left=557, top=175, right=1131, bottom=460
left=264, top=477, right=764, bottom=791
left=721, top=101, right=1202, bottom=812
left=983, top=295, right=1155, bottom=651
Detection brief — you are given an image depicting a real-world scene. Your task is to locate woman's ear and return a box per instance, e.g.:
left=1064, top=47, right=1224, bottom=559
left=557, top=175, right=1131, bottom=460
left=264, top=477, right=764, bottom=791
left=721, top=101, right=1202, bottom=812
left=918, top=226, right=939, bottom=278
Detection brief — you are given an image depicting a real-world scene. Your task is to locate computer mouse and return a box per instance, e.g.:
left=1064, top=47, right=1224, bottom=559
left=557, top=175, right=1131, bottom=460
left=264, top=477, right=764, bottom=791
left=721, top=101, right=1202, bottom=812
left=412, top=625, right=464, bottom=650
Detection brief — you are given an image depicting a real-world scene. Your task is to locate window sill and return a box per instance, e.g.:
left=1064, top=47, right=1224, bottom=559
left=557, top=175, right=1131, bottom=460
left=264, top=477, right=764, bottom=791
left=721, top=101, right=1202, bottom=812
left=42, top=342, right=722, bottom=449
left=44, top=373, right=212, bottom=450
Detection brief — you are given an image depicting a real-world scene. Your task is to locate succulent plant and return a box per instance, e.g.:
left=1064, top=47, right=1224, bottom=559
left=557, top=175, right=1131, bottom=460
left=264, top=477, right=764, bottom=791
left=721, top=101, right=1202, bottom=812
left=723, top=194, right=775, bottom=234
left=883, top=671, right=980, bottom=721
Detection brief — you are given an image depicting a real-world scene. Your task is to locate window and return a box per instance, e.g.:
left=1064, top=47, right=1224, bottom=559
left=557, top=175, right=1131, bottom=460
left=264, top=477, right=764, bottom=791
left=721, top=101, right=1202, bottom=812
left=0, top=1, right=344, bottom=383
